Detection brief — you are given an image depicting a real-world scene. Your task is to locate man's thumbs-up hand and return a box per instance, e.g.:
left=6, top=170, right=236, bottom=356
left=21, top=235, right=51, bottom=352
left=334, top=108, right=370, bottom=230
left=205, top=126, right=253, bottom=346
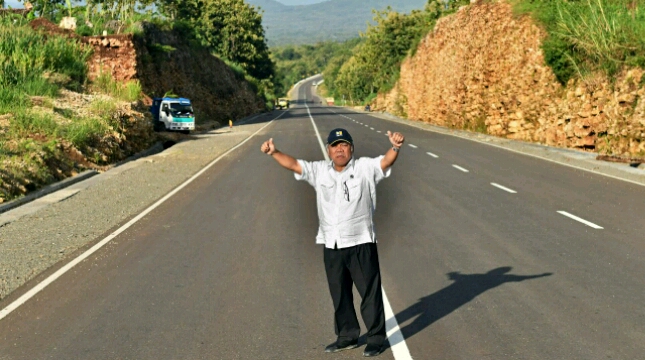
left=387, top=131, right=405, bottom=148
left=261, top=138, right=277, bottom=155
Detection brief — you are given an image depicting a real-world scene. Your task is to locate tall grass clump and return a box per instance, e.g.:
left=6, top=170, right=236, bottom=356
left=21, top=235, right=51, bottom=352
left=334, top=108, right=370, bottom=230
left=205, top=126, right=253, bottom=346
left=0, top=15, right=91, bottom=111
left=9, top=111, right=60, bottom=138
left=94, top=72, right=142, bottom=102
left=64, top=117, right=110, bottom=149
left=515, top=0, right=645, bottom=84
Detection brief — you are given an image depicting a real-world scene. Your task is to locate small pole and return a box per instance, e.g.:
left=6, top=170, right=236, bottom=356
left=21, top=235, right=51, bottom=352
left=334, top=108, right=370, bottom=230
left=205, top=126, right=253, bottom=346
left=229, top=119, right=233, bottom=130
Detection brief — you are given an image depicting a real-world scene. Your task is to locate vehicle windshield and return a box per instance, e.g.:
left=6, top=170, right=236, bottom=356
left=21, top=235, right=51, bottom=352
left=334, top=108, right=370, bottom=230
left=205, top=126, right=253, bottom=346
left=170, top=103, right=193, bottom=117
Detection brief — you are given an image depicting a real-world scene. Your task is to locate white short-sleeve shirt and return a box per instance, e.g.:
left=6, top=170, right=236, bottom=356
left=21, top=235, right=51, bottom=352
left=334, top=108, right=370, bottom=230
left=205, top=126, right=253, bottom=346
left=294, top=156, right=391, bottom=249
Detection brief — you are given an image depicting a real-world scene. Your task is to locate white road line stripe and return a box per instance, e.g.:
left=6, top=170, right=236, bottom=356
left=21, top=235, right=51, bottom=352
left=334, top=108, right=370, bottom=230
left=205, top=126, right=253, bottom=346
left=491, top=183, right=517, bottom=193
left=426, top=152, right=438, bottom=158
left=306, top=104, right=328, bottom=157
left=0, top=111, right=289, bottom=322
left=557, top=211, right=604, bottom=229
left=370, top=127, right=374, bottom=130
left=365, top=125, right=369, bottom=127
left=408, top=144, right=418, bottom=149
left=452, top=165, right=469, bottom=173
left=382, top=290, right=414, bottom=360
left=377, top=131, right=382, bottom=133
left=310, top=106, right=413, bottom=359
left=356, top=108, right=645, bottom=189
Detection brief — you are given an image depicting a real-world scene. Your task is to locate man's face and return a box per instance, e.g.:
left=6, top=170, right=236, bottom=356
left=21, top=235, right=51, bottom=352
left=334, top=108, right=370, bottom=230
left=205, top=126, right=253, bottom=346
left=328, top=141, right=353, bottom=167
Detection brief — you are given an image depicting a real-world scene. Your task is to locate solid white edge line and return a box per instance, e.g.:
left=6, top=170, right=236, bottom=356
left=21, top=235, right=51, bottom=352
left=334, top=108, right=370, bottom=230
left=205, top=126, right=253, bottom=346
left=452, top=164, right=469, bottom=173
left=408, top=144, right=418, bottom=149
left=557, top=211, right=604, bottom=229
left=491, top=182, right=517, bottom=194
left=382, top=290, right=414, bottom=360
left=305, top=103, right=330, bottom=161
left=310, top=104, right=413, bottom=359
left=426, top=152, right=438, bottom=158
left=0, top=111, right=288, bottom=322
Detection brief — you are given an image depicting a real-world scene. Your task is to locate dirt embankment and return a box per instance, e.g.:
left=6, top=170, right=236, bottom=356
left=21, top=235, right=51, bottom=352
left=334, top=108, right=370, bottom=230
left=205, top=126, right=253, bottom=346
left=373, top=1, right=645, bottom=158
left=1, top=20, right=265, bottom=203
left=87, top=23, right=265, bottom=126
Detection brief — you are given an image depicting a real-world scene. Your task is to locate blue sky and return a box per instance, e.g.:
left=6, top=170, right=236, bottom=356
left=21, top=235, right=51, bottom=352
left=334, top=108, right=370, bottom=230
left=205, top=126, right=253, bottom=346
left=5, top=0, right=23, bottom=8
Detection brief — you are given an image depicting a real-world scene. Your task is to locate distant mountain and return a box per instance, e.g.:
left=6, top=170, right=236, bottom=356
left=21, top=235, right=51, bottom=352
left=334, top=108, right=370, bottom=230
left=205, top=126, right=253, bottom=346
left=247, top=0, right=428, bottom=46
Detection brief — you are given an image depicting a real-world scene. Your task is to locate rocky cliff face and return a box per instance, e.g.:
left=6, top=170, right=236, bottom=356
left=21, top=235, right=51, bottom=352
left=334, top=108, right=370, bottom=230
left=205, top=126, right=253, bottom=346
left=87, top=23, right=266, bottom=126
left=374, top=1, right=645, bottom=158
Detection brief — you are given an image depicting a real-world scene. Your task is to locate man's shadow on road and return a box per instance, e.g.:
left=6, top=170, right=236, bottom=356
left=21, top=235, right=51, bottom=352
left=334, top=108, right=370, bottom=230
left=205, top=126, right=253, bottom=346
left=384, top=266, right=552, bottom=349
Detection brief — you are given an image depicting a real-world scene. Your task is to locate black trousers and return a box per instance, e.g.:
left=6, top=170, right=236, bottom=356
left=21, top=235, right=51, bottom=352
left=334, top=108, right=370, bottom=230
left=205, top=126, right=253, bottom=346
left=323, top=242, right=386, bottom=346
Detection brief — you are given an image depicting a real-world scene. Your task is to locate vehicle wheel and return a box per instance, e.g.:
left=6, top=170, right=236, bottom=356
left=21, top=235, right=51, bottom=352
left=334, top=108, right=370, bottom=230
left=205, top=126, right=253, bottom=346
left=153, top=121, right=165, bottom=132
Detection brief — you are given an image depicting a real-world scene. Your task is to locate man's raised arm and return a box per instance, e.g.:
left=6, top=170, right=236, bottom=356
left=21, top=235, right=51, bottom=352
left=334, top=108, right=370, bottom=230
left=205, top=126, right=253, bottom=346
left=381, top=131, right=405, bottom=171
left=260, top=138, right=303, bottom=175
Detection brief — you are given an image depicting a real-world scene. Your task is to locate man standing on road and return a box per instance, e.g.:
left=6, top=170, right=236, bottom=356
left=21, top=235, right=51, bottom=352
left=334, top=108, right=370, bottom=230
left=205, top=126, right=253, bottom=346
left=260, top=128, right=405, bottom=357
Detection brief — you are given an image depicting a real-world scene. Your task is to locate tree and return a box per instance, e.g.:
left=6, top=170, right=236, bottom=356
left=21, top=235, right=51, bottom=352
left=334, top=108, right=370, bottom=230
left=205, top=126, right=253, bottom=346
left=172, top=0, right=274, bottom=80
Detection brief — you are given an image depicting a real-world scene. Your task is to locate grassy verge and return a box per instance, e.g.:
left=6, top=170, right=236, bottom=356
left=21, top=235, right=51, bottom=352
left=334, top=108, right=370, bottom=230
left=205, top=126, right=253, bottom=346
left=0, top=16, right=150, bottom=203
left=513, top=0, right=645, bottom=84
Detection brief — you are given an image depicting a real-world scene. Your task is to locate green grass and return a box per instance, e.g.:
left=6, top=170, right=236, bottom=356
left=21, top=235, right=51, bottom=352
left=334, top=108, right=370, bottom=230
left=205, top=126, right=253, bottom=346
left=94, top=72, right=142, bottom=102
left=0, top=16, right=91, bottom=114
left=64, top=117, right=109, bottom=149
left=514, top=0, right=645, bottom=84
left=9, top=111, right=60, bottom=137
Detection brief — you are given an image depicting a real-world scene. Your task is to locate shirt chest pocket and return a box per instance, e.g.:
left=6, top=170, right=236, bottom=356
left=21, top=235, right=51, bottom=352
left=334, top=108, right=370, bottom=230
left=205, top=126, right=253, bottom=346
left=319, top=181, right=336, bottom=203
left=344, top=178, right=362, bottom=203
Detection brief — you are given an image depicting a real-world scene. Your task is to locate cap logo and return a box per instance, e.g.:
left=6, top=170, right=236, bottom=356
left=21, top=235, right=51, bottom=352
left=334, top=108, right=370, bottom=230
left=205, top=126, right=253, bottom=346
left=336, top=131, right=343, bottom=136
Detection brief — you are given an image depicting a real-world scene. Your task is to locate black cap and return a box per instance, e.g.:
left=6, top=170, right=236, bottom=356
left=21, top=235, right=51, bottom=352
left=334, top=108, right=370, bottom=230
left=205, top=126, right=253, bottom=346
left=327, top=128, right=353, bottom=145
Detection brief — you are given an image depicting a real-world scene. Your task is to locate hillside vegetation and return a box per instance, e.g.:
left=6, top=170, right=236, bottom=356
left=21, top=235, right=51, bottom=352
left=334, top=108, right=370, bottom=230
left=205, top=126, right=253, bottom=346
left=0, top=0, right=277, bottom=202
left=272, top=39, right=360, bottom=97
left=296, top=0, right=645, bottom=105
left=514, top=0, right=645, bottom=85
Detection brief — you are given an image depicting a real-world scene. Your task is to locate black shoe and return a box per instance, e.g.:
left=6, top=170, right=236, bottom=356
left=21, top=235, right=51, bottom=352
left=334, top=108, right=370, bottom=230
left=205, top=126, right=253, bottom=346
left=324, top=339, right=359, bottom=353
left=363, top=343, right=384, bottom=357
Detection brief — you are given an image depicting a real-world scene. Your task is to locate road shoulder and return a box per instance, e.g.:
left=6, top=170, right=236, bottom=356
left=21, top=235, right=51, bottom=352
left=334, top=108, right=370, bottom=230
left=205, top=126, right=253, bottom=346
left=0, top=114, right=276, bottom=301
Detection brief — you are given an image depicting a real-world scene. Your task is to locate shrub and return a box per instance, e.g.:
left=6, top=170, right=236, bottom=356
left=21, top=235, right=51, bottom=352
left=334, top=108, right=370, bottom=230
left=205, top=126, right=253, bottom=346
left=515, top=0, right=645, bottom=83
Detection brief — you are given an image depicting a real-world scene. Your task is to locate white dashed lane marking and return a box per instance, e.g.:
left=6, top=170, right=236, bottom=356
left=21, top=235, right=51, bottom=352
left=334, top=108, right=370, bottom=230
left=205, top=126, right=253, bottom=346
left=452, top=165, right=469, bottom=173
left=557, top=211, right=604, bottom=229
left=491, top=183, right=517, bottom=194
left=426, top=152, right=438, bottom=158
left=408, top=144, right=418, bottom=149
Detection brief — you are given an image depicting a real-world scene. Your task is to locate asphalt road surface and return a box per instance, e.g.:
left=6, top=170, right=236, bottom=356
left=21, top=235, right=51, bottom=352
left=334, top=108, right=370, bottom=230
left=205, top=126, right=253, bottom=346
left=1, top=77, right=644, bottom=360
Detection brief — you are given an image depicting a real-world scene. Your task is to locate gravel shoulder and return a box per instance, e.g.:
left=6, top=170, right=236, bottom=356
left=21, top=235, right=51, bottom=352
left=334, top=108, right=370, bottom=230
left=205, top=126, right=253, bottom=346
left=0, top=113, right=276, bottom=301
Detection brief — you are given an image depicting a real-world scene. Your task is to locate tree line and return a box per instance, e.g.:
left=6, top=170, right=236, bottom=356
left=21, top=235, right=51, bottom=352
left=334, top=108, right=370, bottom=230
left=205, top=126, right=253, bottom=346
left=272, top=0, right=469, bottom=105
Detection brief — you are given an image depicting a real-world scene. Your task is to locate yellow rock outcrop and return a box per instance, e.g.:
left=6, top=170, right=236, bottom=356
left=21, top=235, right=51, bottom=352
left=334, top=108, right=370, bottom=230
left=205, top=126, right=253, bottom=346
left=373, top=1, right=645, bottom=157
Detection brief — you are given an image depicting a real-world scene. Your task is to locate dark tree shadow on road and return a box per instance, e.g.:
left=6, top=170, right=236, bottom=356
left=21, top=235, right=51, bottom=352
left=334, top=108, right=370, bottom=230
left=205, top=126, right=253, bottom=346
left=385, top=266, right=552, bottom=348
